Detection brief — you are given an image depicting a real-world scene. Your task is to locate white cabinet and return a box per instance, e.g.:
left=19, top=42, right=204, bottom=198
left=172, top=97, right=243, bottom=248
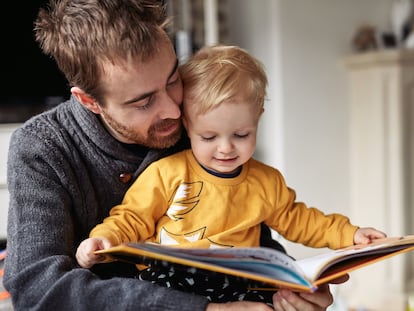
left=343, top=49, right=414, bottom=310
left=0, top=123, right=20, bottom=239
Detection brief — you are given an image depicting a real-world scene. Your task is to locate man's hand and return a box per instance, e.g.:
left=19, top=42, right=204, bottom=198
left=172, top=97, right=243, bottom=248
left=205, top=274, right=349, bottom=311
left=206, top=301, right=273, bottom=311
left=273, top=274, right=349, bottom=311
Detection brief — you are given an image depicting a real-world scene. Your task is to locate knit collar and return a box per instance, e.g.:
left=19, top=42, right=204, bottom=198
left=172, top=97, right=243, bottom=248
left=68, top=95, right=190, bottom=175
left=68, top=96, right=143, bottom=164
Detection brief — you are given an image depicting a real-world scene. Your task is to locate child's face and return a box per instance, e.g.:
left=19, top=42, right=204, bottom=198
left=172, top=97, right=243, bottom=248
left=184, top=98, right=260, bottom=174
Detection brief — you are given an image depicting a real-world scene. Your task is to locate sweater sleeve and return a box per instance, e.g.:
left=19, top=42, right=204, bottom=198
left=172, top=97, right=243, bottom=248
left=90, top=162, right=169, bottom=246
left=3, top=124, right=209, bottom=311
left=266, top=169, right=358, bottom=249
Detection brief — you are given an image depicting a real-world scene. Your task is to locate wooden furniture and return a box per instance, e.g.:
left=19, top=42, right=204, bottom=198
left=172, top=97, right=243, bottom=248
left=0, top=123, right=19, bottom=240
left=343, top=49, right=414, bottom=310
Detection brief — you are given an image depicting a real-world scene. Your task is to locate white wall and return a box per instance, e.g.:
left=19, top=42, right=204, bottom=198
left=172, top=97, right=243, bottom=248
left=0, top=124, right=18, bottom=239
left=224, top=2, right=411, bottom=309
left=225, top=0, right=393, bottom=259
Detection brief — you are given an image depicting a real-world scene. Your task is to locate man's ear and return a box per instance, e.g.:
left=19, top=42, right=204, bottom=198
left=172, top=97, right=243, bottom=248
left=71, top=86, right=102, bottom=114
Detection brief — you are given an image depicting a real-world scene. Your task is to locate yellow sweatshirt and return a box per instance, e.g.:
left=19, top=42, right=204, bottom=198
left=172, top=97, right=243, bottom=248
left=91, top=149, right=357, bottom=250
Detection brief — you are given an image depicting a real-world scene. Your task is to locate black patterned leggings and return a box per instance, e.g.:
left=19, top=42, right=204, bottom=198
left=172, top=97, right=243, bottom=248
left=138, top=264, right=275, bottom=305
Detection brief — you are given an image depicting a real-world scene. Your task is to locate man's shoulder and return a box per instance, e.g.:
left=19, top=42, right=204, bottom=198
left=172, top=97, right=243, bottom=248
left=12, top=107, right=56, bottom=139
left=18, top=99, right=71, bottom=129
left=19, top=96, right=91, bottom=133
left=10, top=98, right=82, bottom=150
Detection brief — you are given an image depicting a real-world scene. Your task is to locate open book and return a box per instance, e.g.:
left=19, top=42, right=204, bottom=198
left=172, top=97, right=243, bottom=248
left=96, top=235, right=414, bottom=292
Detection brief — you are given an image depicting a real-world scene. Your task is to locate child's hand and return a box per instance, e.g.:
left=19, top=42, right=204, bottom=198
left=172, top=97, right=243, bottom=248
left=76, top=237, right=112, bottom=268
left=354, top=227, right=387, bottom=244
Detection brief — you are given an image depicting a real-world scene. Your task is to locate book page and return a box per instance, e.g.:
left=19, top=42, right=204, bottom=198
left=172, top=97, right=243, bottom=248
left=136, top=243, right=300, bottom=272
left=97, top=236, right=414, bottom=291
left=126, top=243, right=309, bottom=285
left=296, top=236, right=414, bottom=281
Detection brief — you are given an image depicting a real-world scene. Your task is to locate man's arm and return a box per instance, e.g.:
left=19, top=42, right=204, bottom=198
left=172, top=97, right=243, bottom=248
left=4, top=126, right=210, bottom=311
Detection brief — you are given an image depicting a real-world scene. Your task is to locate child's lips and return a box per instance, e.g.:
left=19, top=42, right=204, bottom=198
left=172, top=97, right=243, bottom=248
left=215, top=156, right=238, bottom=163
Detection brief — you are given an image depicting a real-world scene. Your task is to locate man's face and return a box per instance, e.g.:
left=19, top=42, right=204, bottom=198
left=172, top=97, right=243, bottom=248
left=96, top=38, right=183, bottom=148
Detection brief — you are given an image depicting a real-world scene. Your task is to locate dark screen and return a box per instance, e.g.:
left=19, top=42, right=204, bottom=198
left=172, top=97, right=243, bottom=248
left=2, top=2, right=68, bottom=97
left=0, top=1, right=69, bottom=122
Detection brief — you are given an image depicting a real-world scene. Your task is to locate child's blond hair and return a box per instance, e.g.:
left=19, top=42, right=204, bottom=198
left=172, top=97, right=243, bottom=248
left=179, top=45, right=267, bottom=117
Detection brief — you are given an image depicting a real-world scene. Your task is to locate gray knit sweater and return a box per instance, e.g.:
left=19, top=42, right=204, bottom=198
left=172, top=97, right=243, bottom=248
left=3, top=96, right=208, bottom=310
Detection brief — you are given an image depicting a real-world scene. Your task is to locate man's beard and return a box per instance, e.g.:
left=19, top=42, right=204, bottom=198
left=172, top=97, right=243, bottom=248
left=101, top=110, right=182, bottom=149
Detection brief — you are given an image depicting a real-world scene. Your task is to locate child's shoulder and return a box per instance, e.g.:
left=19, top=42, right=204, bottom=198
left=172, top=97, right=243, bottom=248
left=249, top=157, right=277, bottom=169
left=151, top=149, right=190, bottom=168
left=249, top=158, right=283, bottom=177
left=140, top=150, right=190, bottom=179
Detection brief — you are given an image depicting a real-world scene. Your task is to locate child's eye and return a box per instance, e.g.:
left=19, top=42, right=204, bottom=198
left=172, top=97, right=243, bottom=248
left=201, top=136, right=215, bottom=142
left=235, top=133, right=249, bottom=139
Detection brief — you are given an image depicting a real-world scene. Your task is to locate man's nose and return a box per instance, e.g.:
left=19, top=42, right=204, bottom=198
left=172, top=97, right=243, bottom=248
left=159, top=93, right=181, bottom=120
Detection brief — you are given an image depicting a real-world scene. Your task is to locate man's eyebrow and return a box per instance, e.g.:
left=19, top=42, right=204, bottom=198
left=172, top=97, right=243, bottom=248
left=122, top=59, right=179, bottom=106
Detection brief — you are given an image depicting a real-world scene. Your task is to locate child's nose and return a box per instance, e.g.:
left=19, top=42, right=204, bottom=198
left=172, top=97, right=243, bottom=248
left=218, top=139, right=234, bottom=153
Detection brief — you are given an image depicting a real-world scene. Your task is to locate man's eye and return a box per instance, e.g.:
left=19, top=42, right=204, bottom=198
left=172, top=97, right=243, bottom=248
left=135, top=97, right=154, bottom=111
left=167, top=73, right=181, bottom=88
left=168, top=76, right=180, bottom=87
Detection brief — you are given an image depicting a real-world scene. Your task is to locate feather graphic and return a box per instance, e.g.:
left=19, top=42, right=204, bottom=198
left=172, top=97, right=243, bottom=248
left=159, top=227, right=206, bottom=245
left=167, top=182, right=203, bottom=220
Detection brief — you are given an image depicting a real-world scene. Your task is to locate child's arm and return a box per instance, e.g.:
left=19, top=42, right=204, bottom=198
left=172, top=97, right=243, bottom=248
left=354, top=227, right=387, bottom=244
left=76, top=237, right=113, bottom=268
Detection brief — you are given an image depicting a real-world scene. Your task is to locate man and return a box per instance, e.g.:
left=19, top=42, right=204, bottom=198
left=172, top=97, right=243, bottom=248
left=4, top=0, right=343, bottom=310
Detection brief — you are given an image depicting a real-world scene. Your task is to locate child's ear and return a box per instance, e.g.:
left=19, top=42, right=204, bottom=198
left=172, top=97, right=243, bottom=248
left=71, top=87, right=102, bottom=114
left=257, top=107, right=265, bottom=120
left=257, top=107, right=264, bottom=121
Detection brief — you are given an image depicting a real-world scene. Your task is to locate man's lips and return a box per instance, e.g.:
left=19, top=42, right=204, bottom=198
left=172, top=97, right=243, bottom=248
left=155, top=120, right=180, bottom=136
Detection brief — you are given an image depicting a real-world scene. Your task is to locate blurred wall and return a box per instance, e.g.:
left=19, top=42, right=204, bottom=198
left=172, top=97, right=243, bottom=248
left=225, top=0, right=393, bottom=258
